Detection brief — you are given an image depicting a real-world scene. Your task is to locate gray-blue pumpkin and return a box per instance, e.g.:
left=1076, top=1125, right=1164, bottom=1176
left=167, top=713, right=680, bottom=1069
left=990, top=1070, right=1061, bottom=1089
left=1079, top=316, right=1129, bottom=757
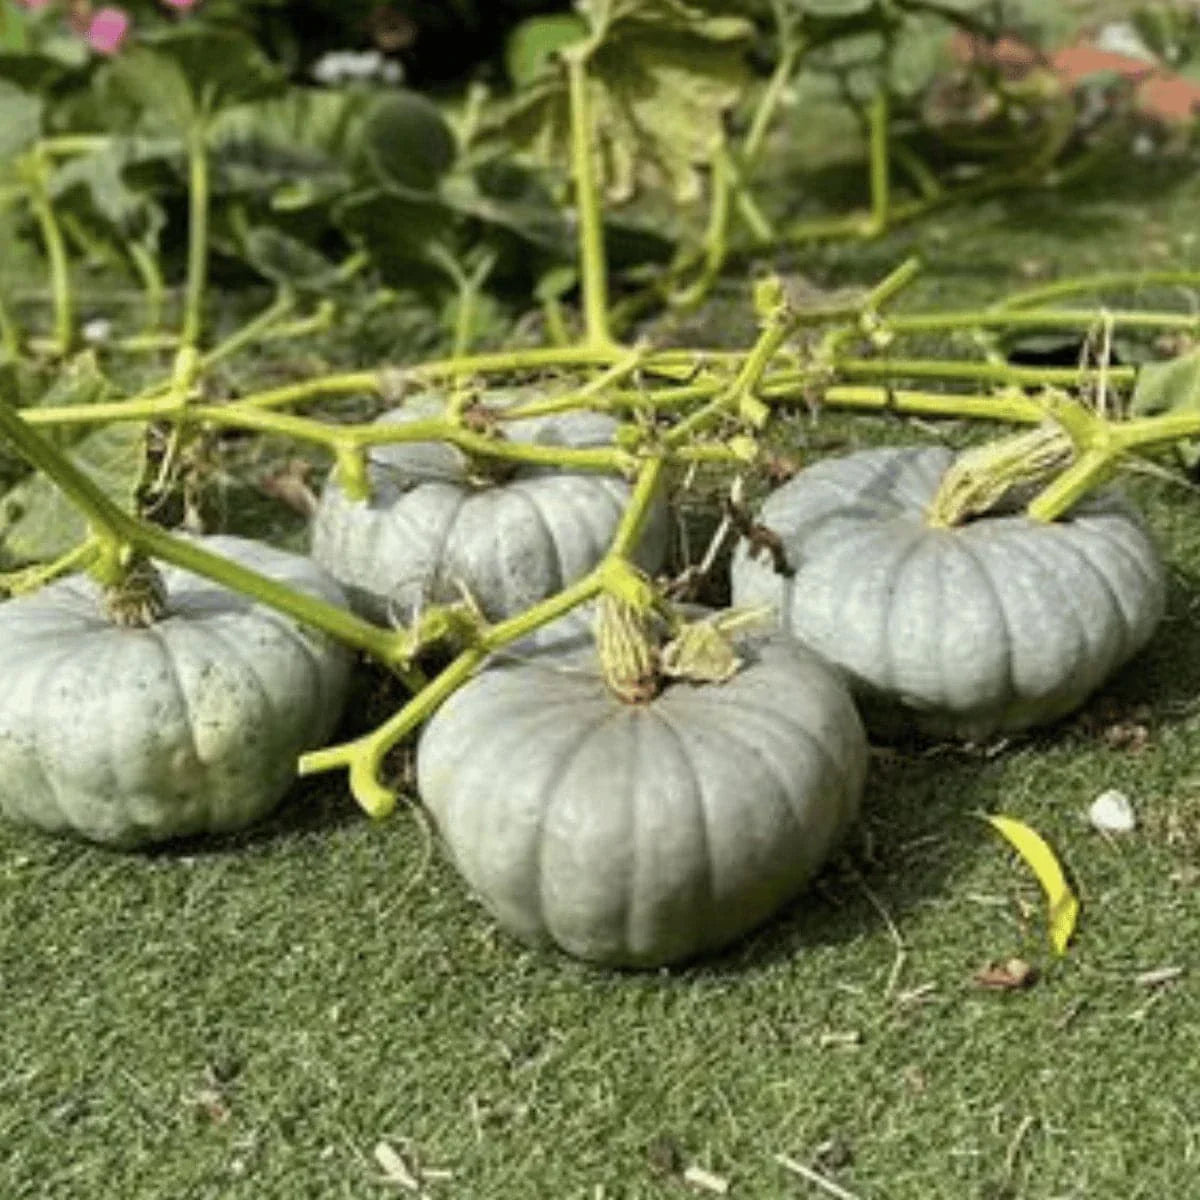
left=311, top=390, right=670, bottom=623
left=730, top=445, right=1167, bottom=739
left=0, top=536, right=352, bottom=847
left=417, top=611, right=867, bottom=968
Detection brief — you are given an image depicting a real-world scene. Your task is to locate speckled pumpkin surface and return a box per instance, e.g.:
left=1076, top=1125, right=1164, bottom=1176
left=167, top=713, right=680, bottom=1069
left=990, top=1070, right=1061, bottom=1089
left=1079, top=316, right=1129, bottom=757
left=730, top=445, right=1168, bottom=739
left=0, top=536, right=352, bottom=847
left=417, top=616, right=867, bottom=968
left=310, top=390, right=669, bottom=623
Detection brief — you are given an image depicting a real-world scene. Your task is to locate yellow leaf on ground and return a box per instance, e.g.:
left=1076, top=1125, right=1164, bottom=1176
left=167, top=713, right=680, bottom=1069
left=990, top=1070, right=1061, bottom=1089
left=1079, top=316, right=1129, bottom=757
left=983, top=814, right=1079, bottom=955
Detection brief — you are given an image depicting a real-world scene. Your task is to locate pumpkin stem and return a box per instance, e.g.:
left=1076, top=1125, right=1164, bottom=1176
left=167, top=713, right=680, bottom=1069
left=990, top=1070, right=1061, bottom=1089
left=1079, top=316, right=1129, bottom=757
left=595, top=594, right=661, bottom=704
left=926, top=424, right=1074, bottom=528
left=103, top=553, right=168, bottom=628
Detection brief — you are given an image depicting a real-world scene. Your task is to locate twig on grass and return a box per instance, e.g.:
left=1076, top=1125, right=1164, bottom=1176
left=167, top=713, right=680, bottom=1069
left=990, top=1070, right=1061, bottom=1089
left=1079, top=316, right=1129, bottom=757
left=854, top=874, right=907, bottom=1000
left=774, top=1152, right=862, bottom=1200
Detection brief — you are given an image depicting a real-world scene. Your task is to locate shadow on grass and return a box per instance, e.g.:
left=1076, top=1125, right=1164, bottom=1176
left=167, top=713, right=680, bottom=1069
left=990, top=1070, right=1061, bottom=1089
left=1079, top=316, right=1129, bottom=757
left=680, top=745, right=1001, bottom=979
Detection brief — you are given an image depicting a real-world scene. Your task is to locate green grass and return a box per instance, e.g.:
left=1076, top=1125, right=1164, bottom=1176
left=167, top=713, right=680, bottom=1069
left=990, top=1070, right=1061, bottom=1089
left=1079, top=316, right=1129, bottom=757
left=5, top=144, right=1200, bottom=1199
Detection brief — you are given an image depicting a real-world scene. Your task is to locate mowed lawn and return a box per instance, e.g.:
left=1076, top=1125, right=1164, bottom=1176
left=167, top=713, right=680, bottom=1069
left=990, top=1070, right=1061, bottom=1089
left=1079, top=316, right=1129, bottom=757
left=3, top=149, right=1200, bottom=1199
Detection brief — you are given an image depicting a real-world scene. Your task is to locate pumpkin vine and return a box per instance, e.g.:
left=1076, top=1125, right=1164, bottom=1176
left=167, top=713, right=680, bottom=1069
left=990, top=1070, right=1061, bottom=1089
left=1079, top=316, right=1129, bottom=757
left=3, top=18, right=1200, bottom=820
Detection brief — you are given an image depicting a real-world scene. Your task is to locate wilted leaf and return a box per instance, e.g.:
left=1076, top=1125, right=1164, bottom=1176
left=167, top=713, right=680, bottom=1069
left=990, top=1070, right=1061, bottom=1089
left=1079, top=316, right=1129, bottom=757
left=983, top=813, right=1079, bottom=956
left=1134, top=965, right=1184, bottom=989
left=0, top=423, right=147, bottom=565
left=973, top=957, right=1037, bottom=990
left=482, top=1, right=752, bottom=204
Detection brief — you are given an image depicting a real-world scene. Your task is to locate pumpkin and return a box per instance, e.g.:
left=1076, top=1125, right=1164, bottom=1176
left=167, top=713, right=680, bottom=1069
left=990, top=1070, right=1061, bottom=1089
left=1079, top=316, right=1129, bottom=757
left=417, top=607, right=867, bottom=968
left=730, top=445, right=1167, bottom=739
left=0, top=535, right=353, bottom=848
left=310, top=391, right=670, bottom=623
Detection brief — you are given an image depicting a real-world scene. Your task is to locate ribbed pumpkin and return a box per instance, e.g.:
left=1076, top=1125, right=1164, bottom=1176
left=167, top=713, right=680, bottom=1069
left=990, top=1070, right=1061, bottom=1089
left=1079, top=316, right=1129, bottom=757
left=0, top=536, right=352, bottom=847
left=310, top=390, right=670, bottom=623
left=730, top=445, right=1167, bottom=739
left=417, top=607, right=867, bottom=968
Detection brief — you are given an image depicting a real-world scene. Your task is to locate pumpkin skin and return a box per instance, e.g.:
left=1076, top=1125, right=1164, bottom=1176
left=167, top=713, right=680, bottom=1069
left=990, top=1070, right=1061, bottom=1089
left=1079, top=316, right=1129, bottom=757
left=0, top=535, right=353, bottom=848
left=310, top=391, right=670, bottom=623
left=730, top=445, right=1168, bottom=740
left=417, top=617, right=867, bottom=968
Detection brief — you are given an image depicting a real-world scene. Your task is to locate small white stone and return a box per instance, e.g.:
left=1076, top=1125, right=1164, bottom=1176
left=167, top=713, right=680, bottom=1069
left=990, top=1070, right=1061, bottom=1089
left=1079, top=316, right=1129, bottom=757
left=1089, top=788, right=1137, bottom=835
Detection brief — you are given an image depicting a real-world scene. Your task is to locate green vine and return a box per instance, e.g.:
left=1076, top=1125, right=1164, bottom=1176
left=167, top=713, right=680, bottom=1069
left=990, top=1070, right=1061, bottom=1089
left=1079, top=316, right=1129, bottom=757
left=4, top=16, right=1200, bottom=822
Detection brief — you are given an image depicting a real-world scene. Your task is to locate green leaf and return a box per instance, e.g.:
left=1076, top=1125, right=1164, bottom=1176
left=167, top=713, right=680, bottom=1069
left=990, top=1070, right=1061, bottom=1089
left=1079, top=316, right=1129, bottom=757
left=48, top=142, right=166, bottom=243
left=334, top=189, right=454, bottom=292
left=0, top=422, right=147, bottom=566
left=483, top=0, right=752, bottom=204
left=0, top=78, right=41, bottom=160
left=441, top=161, right=569, bottom=254
left=103, top=48, right=196, bottom=136
left=102, top=29, right=283, bottom=135
left=0, top=47, right=81, bottom=92
left=0, top=1, right=30, bottom=54
left=210, top=87, right=370, bottom=206
left=238, top=224, right=340, bottom=289
left=505, top=13, right=589, bottom=88
left=1131, top=348, right=1200, bottom=468
left=889, top=13, right=950, bottom=99
left=362, top=92, right=457, bottom=194
left=1131, top=348, right=1200, bottom=417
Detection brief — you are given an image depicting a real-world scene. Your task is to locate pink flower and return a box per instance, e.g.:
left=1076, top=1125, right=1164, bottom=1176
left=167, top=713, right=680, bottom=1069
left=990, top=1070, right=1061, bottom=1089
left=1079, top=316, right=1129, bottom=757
left=162, top=0, right=198, bottom=9
left=86, top=6, right=130, bottom=54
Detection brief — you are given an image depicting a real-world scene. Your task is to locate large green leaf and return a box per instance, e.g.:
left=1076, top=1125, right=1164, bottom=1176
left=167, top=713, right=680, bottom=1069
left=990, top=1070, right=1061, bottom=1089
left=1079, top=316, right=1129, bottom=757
left=102, top=29, right=283, bottom=135
left=0, top=425, right=146, bottom=564
left=0, top=422, right=147, bottom=566
left=483, top=0, right=753, bottom=203
left=0, top=350, right=144, bottom=566
left=210, top=87, right=370, bottom=207
left=0, top=79, right=41, bottom=160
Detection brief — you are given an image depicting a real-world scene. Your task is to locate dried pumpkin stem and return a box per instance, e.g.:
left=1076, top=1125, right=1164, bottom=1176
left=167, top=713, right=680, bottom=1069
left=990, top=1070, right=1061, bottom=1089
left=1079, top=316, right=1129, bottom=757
left=595, top=595, right=660, bottom=703
left=926, top=424, right=1075, bottom=528
left=103, top=553, right=168, bottom=628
